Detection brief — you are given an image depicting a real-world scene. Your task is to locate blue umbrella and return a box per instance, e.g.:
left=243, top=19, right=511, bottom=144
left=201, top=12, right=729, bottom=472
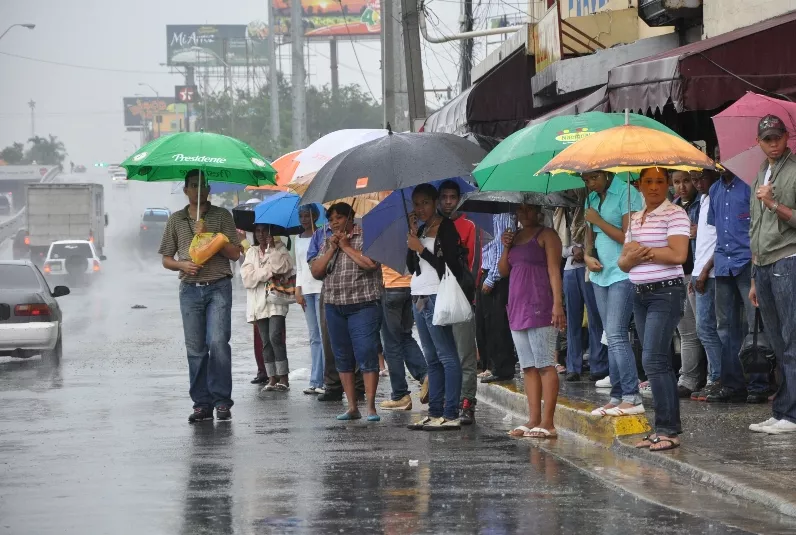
left=254, top=191, right=326, bottom=235
left=362, top=177, right=494, bottom=273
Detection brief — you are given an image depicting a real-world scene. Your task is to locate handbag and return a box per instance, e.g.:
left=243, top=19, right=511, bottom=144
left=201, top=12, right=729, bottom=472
left=266, top=273, right=297, bottom=306
left=739, top=309, right=776, bottom=375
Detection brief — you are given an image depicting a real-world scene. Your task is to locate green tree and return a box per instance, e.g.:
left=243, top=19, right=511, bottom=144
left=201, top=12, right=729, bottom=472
left=0, top=142, right=25, bottom=164
left=24, top=135, right=67, bottom=165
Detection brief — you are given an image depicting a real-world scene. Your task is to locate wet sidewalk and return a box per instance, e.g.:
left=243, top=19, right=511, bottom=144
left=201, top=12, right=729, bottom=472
left=478, top=376, right=796, bottom=519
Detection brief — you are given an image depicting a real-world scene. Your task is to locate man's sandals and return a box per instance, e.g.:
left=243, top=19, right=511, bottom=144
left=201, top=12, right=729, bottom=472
left=635, top=434, right=680, bottom=452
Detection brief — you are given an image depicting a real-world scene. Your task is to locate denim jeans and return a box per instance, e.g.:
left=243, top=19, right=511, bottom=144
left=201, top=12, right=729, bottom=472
left=716, top=262, right=769, bottom=393
left=694, top=278, right=722, bottom=385
left=179, top=277, right=233, bottom=410
left=303, top=293, right=324, bottom=388
left=563, top=267, right=608, bottom=376
left=325, top=300, right=382, bottom=374
left=381, top=288, right=427, bottom=400
left=592, top=279, right=641, bottom=404
left=413, top=294, right=462, bottom=419
left=754, top=257, right=796, bottom=425
left=634, top=286, right=684, bottom=436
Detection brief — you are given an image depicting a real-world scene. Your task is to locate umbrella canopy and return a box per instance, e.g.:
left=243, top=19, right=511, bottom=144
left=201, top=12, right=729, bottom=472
left=361, top=177, right=494, bottom=273
left=475, top=112, right=679, bottom=193
left=254, top=191, right=326, bottom=236
left=293, top=129, right=388, bottom=179
left=457, top=190, right=580, bottom=214
left=712, top=92, right=796, bottom=184
left=121, top=131, right=277, bottom=186
left=538, top=125, right=717, bottom=175
left=232, top=202, right=258, bottom=232
left=300, top=130, right=487, bottom=205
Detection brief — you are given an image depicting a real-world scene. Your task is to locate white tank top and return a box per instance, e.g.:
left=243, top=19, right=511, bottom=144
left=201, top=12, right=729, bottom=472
left=410, top=237, right=441, bottom=296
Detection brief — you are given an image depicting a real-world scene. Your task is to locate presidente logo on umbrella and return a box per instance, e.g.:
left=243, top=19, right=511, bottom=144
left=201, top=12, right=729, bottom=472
left=172, top=154, right=227, bottom=164
left=555, top=128, right=593, bottom=144
left=132, top=152, right=148, bottom=162
left=250, top=157, right=267, bottom=167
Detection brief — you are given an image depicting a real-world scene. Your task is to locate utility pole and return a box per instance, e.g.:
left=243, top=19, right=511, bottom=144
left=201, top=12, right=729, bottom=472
left=268, top=0, right=281, bottom=148
left=381, top=0, right=395, bottom=128
left=291, top=0, right=307, bottom=148
left=330, top=38, right=339, bottom=103
left=399, top=0, right=426, bottom=131
left=186, top=66, right=195, bottom=132
left=28, top=99, right=35, bottom=138
left=459, top=0, right=474, bottom=91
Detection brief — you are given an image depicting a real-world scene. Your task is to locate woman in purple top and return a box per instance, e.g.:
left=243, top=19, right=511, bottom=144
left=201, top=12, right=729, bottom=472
left=498, top=200, right=566, bottom=439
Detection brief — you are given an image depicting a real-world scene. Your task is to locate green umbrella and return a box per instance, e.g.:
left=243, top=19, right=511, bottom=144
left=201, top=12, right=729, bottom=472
left=474, top=112, right=681, bottom=193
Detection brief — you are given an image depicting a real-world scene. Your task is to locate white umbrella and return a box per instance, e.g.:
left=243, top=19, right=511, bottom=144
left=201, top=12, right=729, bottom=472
left=293, top=129, right=388, bottom=179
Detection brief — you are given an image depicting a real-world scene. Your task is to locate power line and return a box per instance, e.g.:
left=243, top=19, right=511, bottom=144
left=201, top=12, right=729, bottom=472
left=0, top=51, right=173, bottom=75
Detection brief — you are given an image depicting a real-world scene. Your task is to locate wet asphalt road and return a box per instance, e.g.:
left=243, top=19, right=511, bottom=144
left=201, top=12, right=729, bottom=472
left=0, top=174, right=759, bottom=534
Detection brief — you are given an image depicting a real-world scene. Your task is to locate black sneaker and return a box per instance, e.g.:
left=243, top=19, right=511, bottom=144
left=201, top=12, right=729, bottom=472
left=317, top=390, right=343, bottom=402
left=677, top=385, right=693, bottom=398
left=565, top=372, right=581, bottom=382
left=691, top=382, right=720, bottom=401
left=706, top=386, right=747, bottom=403
left=188, top=407, right=213, bottom=424
left=747, top=392, right=769, bottom=404
left=460, top=399, right=475, bottom=425
left=250, top=372, right=268, bottom=384
left=216, top=406, right=232, bottom=421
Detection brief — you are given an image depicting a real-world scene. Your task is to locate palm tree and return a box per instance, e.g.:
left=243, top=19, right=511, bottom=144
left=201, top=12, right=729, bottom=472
left=25, top=135, right=67, bottom=165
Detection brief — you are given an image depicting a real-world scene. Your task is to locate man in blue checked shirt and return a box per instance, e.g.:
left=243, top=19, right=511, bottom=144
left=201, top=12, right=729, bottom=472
left=476, top=212, right=518, bottom=382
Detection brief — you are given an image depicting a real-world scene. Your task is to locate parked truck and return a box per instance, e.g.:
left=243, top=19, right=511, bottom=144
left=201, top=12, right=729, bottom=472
left=26, top=183, right=107, bottom=264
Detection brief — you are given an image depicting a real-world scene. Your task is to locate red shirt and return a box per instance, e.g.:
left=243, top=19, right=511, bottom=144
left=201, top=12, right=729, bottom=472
left=452, top=214, right=476, bottom=271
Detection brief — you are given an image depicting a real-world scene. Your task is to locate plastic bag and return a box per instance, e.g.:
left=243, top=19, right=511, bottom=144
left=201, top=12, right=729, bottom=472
left=432, top=265, right=473, bottom=326
left=267, top=274, right=297, bottom=306
left=189, top=232, right=229, bottom=265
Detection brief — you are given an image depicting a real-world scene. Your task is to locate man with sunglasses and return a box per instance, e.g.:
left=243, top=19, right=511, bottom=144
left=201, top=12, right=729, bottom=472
left=159, top=170, right=242, bottom=423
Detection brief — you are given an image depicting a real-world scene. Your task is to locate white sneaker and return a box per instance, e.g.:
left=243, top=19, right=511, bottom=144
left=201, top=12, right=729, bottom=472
left=595, top=376, right=612, bottom=388
left=749, top=417, right=779, bottom=433
left=763, top=419, right=796, bottom=435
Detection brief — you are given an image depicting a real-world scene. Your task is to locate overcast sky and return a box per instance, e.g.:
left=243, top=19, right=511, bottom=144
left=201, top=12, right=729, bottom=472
left=0, top=0, right=521, bottom=164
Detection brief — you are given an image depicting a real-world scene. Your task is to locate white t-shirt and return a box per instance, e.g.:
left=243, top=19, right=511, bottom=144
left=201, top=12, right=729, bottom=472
left=692, top=194, right=717, bottom=279
left=295, top=236, right=323, bottom=295
left=410, top=237, right=440, bottom=296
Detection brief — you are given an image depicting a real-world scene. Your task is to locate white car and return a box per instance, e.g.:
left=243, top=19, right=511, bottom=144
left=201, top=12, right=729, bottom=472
left=43, top=240, right=106, bottom=282
left=0, top=260, right=69, bottom=360
left=112, top=170, right=128, bottom=187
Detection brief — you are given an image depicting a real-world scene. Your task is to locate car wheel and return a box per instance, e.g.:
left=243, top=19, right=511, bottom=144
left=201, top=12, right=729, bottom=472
left=43, top=334, right=63, bottom=364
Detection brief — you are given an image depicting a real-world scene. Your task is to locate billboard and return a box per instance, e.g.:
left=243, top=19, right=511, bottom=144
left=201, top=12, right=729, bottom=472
left=123, top=97, right=176, bottom=129
left=271, top=0, right=381, bottom=39
left=533, top=3, right=562, bottom=72
left=166, top=24, right=269, bottom=66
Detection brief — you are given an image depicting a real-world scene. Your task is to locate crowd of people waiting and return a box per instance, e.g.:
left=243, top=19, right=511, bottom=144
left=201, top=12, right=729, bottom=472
left=162, top=115, right=796, bottom=450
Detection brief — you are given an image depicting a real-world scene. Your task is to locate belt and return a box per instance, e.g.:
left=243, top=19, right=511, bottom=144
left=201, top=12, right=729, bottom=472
left=411, top=295, right=430, bottom=303
left=635, top=277, right=683, bottom=294
left=385, top=287, right=411, bottom=293
left=183, top=277, right=229, bottom=287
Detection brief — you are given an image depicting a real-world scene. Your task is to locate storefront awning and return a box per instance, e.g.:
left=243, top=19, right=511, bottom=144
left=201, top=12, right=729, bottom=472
left=527, top=86, right=609, bottom=126
left=608, top=10, right=796, bottom=113
left=423, top=86, right=474, bottom=134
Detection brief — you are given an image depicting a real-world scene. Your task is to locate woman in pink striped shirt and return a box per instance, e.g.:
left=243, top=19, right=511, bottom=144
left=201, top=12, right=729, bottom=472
left=618, top=167, right=690, bottom=452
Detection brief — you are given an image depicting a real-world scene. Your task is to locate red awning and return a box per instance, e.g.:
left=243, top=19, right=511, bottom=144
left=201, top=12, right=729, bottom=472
left=608, top=10, right=796, bottom=113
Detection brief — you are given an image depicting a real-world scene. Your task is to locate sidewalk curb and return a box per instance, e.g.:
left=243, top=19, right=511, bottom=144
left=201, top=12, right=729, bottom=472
left=477, top=381, right=796, bottom=519
left=477, top=381, right=651, bottom=444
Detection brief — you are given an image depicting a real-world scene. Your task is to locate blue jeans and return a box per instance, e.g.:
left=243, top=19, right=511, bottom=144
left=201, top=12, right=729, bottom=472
left=179, top=278, right=233, bottom=410
left=325, top=300, right=382, bottom=374
left=564, top=268, right=608, bottom=376
left=303, top=293, right=324, bottom=388
left=381, top=288, right=427, bottom=400
left=754, top=257, right=796, bottom=424
left=593, top=279, right=641, bottom=404
left=634, top=286, right=684, bottom=436
left=716, top=263, right=769, bottom=393
left=694, top=279, right=722, bottom=384
left=413, top=294, right=462, bottom=419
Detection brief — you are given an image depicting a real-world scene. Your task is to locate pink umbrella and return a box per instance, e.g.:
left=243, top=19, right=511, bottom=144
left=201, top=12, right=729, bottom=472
left=712, top=92, right=796, bottom=184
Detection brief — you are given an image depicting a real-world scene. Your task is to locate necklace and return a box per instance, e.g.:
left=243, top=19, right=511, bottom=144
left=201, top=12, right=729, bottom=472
left=421, top=216, right=440, bottom=239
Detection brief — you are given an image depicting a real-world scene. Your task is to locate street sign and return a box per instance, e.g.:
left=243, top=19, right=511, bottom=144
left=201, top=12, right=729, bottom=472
left=175, top=85, right=200, bottom=103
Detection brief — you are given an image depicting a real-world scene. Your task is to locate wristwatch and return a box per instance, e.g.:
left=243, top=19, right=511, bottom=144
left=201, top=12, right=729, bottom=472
left=769, top=202, right=780, bottom=213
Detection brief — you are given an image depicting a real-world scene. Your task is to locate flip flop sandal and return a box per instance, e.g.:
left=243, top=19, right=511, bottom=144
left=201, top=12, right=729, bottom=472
left=477, top=370, right=492, bottom=378
left=555, top=365, right=567, bottom=374
left=649, top=436, right=680, bottom=452
left=635, top=434, right=657, bottom=449
left=605, top=405, right=645, bottom=416
left=407, top=416, right=431, bottom=430
left=336, top=411, right=362, bottom=421
left=262, top=384, right=276, bottom=392
left=590, top=407, right=610, bottom=416
left=508, top=425, right=534, bottom=437
left=523, top=428, right=558, bottom=439
left=274, top=383, right=290, bottom=392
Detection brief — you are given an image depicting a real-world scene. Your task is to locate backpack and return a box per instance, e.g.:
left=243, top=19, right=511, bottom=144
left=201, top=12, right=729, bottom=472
left=739, top=309, right=776, bottom=375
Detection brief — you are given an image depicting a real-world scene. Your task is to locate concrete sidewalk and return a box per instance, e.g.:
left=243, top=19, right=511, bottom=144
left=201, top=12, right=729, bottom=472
left=478, top=377, right=796, bottom=519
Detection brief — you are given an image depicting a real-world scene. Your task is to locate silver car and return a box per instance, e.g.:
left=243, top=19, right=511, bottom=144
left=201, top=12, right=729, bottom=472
left=0, top=260, right=69, bottom=361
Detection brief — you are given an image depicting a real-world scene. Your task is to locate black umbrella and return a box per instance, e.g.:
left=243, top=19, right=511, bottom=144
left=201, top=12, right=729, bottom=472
left=300, top=128, right=487, bottom=205
left=232, top=202, right=257, bottom=232
left=456, top=190, right=580, bottom=214
left=461, top=132, right=502, bottom=154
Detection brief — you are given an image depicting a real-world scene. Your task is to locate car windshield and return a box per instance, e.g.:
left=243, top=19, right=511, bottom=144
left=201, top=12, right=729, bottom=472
left=143, top=211, right=169, bottom=222
left=49, top=243, right=93, bottom=259
left=0, top=264, right=41, bottom=290
left=0, top=197, right=9, bottom=207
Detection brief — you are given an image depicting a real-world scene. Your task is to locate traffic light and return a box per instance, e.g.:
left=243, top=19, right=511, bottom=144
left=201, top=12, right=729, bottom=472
left=94, top=162, right=106, bottom=168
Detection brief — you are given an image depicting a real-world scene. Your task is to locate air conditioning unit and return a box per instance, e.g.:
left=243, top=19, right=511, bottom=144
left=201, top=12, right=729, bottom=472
left=639, top=0, right=702, bottom=27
